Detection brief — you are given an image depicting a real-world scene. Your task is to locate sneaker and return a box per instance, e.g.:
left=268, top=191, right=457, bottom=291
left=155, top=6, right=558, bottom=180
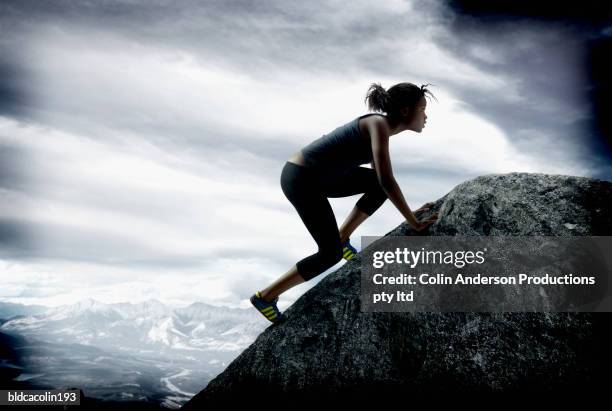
left=341, top=239, right=358, bottom=260
left=250, top=291, right=283, bottom=323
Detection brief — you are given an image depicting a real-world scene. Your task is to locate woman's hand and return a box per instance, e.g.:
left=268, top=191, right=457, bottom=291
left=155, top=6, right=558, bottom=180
left=412, top=212, right=439, bottom=232
left=415, top=201, right=436, bottom=212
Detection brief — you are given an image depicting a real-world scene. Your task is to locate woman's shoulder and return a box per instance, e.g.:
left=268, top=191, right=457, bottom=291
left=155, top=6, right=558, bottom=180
left=357, top=113, right=389, bottom=140
left=357, top=113, right=387, bottom=122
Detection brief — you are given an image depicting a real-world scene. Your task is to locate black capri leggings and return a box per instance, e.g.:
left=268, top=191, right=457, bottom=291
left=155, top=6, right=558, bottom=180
left=280, top=161, right=388, bottom=281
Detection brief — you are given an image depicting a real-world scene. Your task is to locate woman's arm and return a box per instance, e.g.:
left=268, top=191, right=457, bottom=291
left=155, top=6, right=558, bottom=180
left=368, top=118, right=421, bottom=229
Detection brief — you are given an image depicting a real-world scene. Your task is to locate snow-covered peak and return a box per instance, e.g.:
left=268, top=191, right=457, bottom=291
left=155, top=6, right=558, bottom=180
left=45, top=298, right=118, bottom=320
left=114, top=299, right=170, bottom=319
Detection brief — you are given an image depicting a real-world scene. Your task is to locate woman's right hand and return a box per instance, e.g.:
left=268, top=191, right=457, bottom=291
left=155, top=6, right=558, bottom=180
left=411, top=212, right=439, bottom=232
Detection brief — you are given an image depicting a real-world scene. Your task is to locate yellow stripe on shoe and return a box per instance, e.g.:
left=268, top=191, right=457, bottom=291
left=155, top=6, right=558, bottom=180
left=264, top=310, right=277, bottom=319
left=341, top=239, right=358, bottom=261
left=251, top=292, right=282, bottom=323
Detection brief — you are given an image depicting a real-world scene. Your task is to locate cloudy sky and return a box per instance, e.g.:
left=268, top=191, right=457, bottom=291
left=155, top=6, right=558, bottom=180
left=1, top=0, right=610, bottom=310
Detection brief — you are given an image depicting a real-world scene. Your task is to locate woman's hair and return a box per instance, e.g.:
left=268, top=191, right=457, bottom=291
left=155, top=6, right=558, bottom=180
left=364, top=82, right=437, bottom=123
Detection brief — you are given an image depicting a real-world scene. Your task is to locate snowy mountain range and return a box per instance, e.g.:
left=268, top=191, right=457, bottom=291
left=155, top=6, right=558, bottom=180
left=0, top=298, right=268, bottom=408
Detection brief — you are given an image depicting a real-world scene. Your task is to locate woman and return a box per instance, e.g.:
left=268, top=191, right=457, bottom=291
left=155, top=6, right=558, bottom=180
left=251, top=82, right=439, bottom=323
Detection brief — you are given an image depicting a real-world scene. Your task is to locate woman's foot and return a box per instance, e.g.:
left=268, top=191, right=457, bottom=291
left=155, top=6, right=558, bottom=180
left=250, top=291, right=283, bottom=323
left=341, top=239, right=358, bottom=260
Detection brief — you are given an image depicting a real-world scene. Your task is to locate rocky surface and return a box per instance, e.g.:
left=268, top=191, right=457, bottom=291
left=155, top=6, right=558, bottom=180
left=181, top=172, right=612, bottom=408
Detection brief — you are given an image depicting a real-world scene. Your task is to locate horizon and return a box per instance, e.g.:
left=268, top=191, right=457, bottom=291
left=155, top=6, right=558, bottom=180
left=0, top=296, right=251, bottom=310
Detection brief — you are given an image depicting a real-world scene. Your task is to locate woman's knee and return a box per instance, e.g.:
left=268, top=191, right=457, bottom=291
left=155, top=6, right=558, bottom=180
left=356, top=189, right=387, bottom=216
left=297, top=245, right=344, bottom=282
left=319, top=245, right=344, bottom=265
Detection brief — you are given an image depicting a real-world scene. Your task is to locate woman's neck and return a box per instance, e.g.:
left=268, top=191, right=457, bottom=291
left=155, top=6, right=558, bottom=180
left=386, top=117, right=410, bottom=136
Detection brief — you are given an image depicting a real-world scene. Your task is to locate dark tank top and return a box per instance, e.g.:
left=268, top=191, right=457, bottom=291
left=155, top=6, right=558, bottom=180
left=300, top=113, right=385, bottom=172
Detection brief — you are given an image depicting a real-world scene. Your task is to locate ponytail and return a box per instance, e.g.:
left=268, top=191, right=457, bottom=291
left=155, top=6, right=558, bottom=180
left=364, top=82, right=390, bottom=113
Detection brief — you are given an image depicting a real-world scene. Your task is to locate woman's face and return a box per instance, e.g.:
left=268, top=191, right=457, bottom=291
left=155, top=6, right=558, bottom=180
left=404, top=96, right=428, bottom=133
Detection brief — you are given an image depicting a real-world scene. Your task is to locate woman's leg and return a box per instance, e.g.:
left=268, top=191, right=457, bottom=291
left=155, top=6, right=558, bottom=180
left=288, top=192, right=343, bottom=281
left=325, top=167, right=389, bottom=242
left=259, top=163, right=344, bottom=301
left=259, top=264, right=303, bottom=302
left=338, top=206, right=369, bottom=244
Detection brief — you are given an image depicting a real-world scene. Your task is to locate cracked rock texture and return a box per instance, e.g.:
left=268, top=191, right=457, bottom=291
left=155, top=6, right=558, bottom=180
left=181, top=172, right=612, bottom=408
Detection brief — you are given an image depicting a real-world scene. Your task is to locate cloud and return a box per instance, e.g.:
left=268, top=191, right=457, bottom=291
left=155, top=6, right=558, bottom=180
left=0, top=0, right=606, bottom=308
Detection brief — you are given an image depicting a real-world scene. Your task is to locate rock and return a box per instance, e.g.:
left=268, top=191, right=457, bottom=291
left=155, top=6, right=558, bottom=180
left=181, top=172, right=612, bottom=408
